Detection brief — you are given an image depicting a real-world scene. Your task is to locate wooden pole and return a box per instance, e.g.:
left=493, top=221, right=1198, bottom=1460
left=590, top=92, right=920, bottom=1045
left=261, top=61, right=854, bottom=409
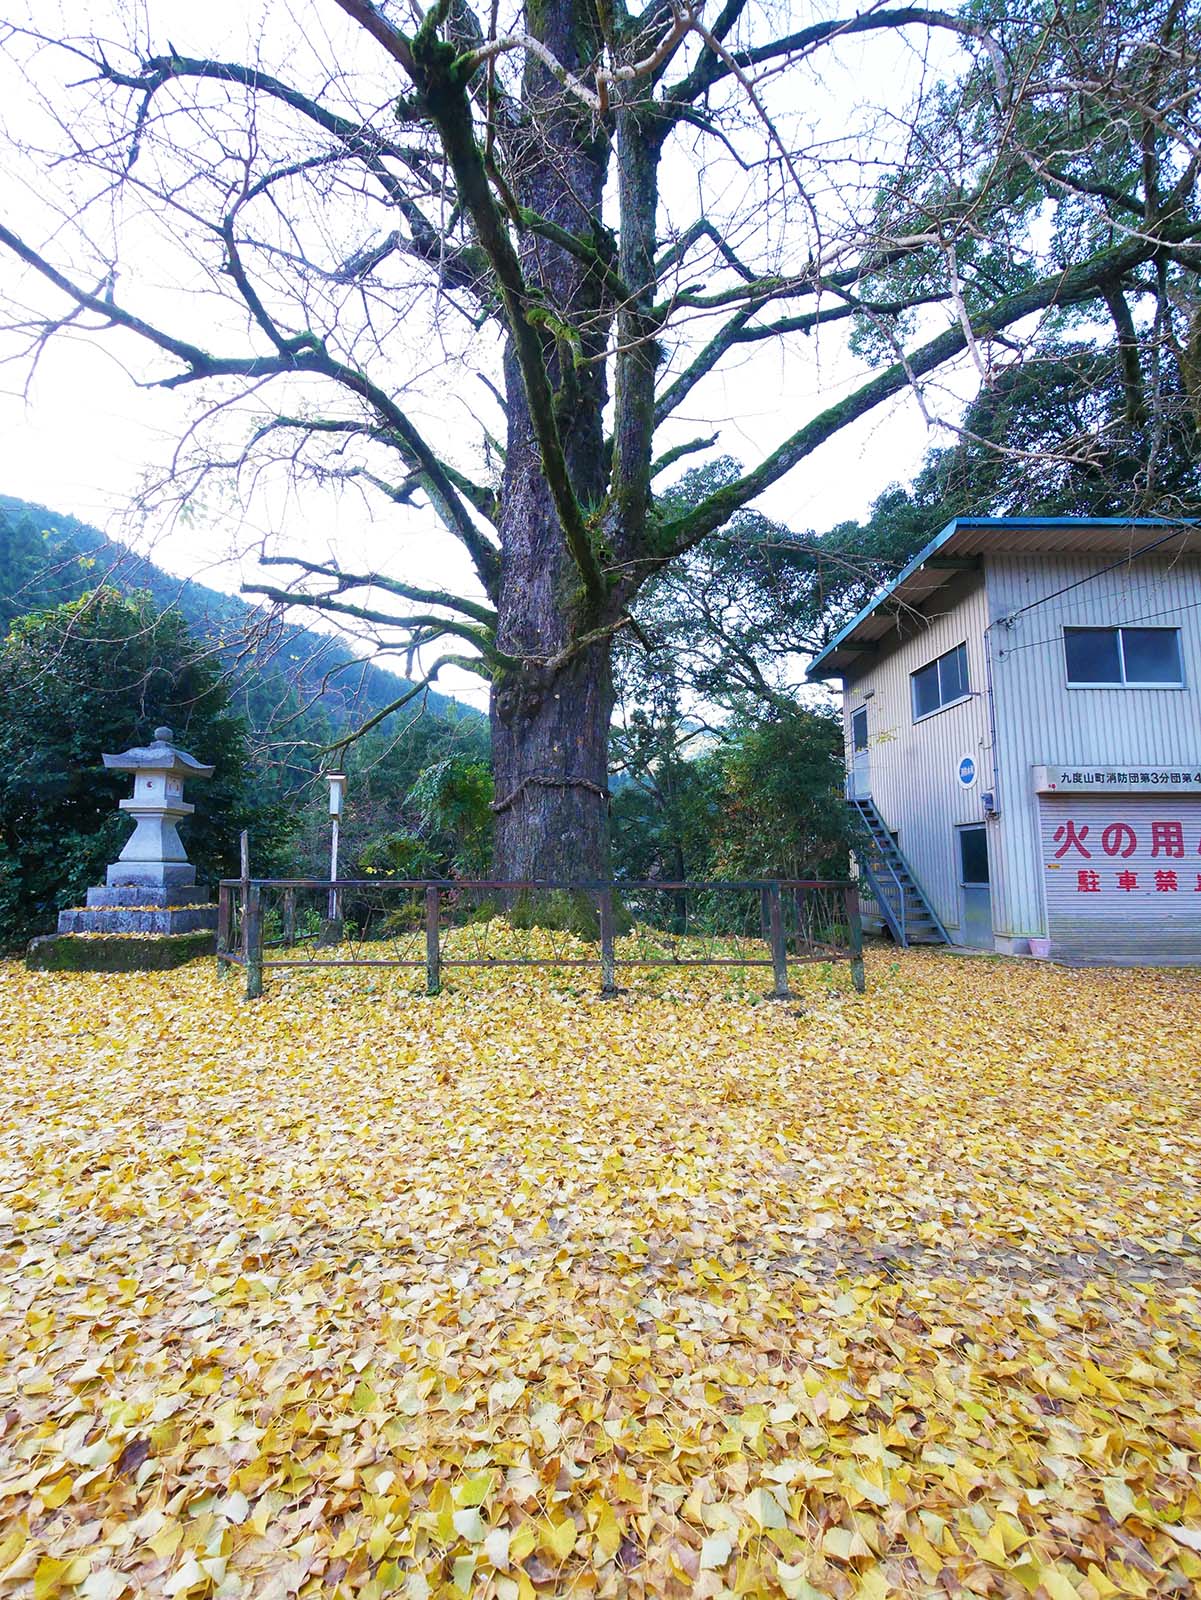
left=282, top=886, right=296, bottom=947
left=599, top=886, right=617, bottom=997
left=216, top=881, right=231, bottom=975
left=245, top=885, right=264, bottom=1001
left=768, top=882, right=790, bottom=1000
left=425, top=884, right=441, bottom=996
left=847, top=886, right=866, bottom=994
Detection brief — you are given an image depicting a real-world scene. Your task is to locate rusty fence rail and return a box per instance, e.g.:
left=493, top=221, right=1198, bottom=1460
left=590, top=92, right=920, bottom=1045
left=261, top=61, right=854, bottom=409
left=217, top=877, right=865, bottom=1000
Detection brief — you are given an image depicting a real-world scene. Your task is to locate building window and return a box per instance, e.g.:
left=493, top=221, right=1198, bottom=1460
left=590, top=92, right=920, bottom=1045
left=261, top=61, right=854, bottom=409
left=1063, top=626, right=1183, bottom=687
left=911, top=642, right=969, bottom=720
left=958, top=825, right=990, bottom=886
left=851, top=706, right=868, bottom=751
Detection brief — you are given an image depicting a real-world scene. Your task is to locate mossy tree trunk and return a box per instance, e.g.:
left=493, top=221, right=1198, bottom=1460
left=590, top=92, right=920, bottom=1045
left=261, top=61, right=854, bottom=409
left=485, top=0, right=619, bottom=882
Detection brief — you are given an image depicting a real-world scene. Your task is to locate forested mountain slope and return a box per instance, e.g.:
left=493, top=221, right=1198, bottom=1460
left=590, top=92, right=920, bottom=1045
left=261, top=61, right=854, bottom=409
left=0, top=495, right=478, bottom=749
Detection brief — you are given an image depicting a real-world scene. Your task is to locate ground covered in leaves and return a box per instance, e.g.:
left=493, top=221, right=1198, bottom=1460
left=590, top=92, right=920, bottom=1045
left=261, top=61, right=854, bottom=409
left=1, top=950, right=1200, bottom=1600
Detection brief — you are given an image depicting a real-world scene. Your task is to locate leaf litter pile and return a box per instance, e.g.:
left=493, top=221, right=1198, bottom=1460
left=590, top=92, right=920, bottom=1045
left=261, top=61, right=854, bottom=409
left=1, top=951, right=1200, bottom=1600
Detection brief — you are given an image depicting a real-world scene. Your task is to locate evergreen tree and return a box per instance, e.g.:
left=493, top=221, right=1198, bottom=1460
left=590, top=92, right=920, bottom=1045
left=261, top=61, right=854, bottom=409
left=0, top=588, right=291, bottom=946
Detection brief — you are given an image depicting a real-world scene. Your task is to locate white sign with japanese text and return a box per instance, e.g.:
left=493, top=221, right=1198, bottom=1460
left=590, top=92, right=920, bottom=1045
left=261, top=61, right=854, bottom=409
left=1033, top=763, right=1201, bottom=794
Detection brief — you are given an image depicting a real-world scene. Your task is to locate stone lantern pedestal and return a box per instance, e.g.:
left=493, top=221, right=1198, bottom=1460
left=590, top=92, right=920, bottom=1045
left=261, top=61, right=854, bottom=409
left=55, top=728, right=219, bottom=937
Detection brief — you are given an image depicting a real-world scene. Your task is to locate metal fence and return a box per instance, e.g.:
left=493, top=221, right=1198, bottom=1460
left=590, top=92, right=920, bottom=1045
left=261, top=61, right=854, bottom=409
left=216, top=878, right=865, bottom=1000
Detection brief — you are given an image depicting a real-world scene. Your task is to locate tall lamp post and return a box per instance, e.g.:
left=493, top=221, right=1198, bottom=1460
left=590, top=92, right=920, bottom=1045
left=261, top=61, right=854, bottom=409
left=326, top=770, right=347, bottom=922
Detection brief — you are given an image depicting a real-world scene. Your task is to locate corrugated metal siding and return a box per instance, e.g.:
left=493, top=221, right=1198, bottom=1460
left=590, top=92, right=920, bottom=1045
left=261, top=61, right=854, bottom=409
left=985, top=553, right=1201, bottom=939
left=843, top=576, right=993, bottom=938
left=1039, top=796, right=1201, bottom=963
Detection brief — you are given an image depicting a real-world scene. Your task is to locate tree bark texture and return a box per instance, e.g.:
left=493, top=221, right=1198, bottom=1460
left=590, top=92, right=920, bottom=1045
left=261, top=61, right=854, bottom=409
left=489, top=0, right=616, bottom=881
left=490, top=638, right=613, bottom=881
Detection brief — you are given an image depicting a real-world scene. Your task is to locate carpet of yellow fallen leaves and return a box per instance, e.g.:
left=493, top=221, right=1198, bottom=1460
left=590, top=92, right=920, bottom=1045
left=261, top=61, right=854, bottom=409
left=2, top=949, right=1200, bottom=1600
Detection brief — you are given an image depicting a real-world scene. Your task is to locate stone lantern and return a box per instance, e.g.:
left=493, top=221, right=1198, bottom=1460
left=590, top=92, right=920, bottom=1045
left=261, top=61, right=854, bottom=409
left=57, top=727, right=219, bottom=935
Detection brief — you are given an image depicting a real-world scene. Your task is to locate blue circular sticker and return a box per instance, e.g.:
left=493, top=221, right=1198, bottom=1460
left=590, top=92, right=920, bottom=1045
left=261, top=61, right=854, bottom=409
left=958, top=754, right=977, bottom=788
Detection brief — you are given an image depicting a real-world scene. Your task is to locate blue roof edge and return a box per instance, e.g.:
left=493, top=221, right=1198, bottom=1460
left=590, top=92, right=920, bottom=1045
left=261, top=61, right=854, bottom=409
left=804, top=515, right=1200, bottom=681
left=806, top=515, right=961, bottom=680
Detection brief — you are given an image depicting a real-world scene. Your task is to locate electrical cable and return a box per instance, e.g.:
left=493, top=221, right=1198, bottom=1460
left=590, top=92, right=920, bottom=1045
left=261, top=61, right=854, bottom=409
left=995, top=591, right=1201, bottom=659
left=998, top=526, right=1195, bottom=623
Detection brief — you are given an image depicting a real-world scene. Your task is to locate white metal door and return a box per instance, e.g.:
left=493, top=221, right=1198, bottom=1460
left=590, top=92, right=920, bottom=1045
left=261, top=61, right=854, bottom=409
left=850, top=705, right=870, bottom=799
left=958, top=825, right=992, bottom=948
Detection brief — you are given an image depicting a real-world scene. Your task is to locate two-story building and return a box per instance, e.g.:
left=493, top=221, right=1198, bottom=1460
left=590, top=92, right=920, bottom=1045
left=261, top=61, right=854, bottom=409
left=807, top=517, right=1201, bottom=964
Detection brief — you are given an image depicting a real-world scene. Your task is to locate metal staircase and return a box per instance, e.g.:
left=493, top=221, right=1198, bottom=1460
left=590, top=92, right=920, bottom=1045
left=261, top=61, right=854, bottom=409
left=847, top=796, right=949, bottom=947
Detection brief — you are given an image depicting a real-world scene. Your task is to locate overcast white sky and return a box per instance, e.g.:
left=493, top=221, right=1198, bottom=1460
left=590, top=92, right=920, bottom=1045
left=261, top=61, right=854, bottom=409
left=0, top=1, right=972, bottom=707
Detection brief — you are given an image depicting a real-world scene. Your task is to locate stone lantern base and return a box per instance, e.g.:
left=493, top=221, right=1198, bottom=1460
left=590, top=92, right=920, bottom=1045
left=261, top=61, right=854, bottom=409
left=57, top=879, right=218, bottom=936
left=27, top=929, right=216, bottom=972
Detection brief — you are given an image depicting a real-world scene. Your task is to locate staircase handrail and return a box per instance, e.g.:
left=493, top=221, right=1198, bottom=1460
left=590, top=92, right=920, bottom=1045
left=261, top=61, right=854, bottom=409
left=852, top=833, right=908, bottom=945
left=848, top=797, right=952, bottom=947
left=861, top=797, right=952, bottom=944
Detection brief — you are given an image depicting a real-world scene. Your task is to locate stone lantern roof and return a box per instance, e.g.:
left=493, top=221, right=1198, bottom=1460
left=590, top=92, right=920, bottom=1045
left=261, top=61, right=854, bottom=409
left=102, top=726, right=215, bottom=780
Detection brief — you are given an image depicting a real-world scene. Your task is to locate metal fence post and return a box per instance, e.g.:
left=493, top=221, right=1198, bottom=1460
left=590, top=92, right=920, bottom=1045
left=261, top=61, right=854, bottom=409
left=847, top=886, right=866, bottom=994
left=599, top=886, right=618, bottom=997
left=216, top=882, right=231, bottom=976
left=767, top=882, right=790, bottom=999
left=245, top=885, right=264, bottom=1001
left=425, top=885, right=441, bottom=996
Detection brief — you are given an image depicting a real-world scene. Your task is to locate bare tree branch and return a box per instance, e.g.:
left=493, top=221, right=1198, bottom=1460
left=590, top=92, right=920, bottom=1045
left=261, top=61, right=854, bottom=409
left=662, top=227, right=1201, bottom=557
left=258, top=552, right=498, bottom=626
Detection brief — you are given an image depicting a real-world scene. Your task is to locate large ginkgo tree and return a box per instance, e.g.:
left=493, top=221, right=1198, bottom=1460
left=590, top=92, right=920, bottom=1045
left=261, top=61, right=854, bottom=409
left=1, top=0, right=1198, bottom=877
